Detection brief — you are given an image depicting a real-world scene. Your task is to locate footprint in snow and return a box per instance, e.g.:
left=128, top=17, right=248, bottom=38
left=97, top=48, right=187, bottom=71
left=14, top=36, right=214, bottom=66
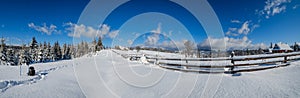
left=0, top=65, right=67, bottom=93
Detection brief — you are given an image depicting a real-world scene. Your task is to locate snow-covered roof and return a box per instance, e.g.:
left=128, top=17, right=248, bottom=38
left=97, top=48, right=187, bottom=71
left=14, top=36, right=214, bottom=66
left=273, top=42, right=293, bottom=51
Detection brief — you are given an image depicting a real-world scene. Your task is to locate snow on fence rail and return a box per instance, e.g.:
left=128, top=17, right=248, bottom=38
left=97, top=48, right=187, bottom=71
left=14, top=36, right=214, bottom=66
left=112, top=50, right=300, bottom=73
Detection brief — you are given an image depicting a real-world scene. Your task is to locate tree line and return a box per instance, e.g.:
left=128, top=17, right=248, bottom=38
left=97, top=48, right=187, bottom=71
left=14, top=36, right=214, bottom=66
left=0, top=37, right=104, bottom=66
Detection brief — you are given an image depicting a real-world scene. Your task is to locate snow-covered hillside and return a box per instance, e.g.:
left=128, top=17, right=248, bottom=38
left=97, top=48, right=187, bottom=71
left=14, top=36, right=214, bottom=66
left=1, top=49, right=300, bottom=98
left=0, top=60, right=85, bottom=98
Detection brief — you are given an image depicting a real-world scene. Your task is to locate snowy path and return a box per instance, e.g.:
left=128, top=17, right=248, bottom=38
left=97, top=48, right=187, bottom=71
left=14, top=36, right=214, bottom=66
left=0, top=60, right=85, bottom=98
left=0, top=65, right=67, bottom=93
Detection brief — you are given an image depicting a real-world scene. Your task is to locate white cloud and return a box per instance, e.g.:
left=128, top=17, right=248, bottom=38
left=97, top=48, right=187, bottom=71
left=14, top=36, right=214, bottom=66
left=261, top=0, right=291, bottom=19
left=272, top=6, right=286, bottom=15
left=145, top=23, right=163, bottom=46
left=198, top=37, right=267, bottom=50
left=65, top=23, right=118, bottom=39
left=4, top=37, right=23, bottom=46
left=28, top=23, right=58, bottom=35
left=127, top=40, right=133, bottom=45
left=160, top=31, right=173, bottom=40
left=99, top=24, right=110, bottom=36
left=226, top=21, right=254, bottom=36
left=238, top=21, right=251, bottom=35
left=131, top=32, right=141, bottom=38
left=226, top=28, right=239, bottom=36
left=145, top=33, right=160, bottom=46
left=231, top=20, right=241, bottom=23
left=293, top=5, right=299, bottom=9
left=251, top=24, right=260, bottom=32
left=168, top=31, right=172, bottom=36
left=150, top=23, right=161, bottom=34
left=108, top=30, right=119, bottom=39
left=65, top=23, right=97, bottom=38
left=160, top=40, right=184, bottom=49
left=227, top=0, right=291, bottom=38
left=150, top=40, right=195, bottom=50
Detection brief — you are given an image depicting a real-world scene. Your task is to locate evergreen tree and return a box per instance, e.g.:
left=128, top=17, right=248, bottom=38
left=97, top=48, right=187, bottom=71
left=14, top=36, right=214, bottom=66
left=62, top=43, right=66, bottom=59
left=294, top=42, right=299, bottom=51
left=19, top=44, right=31, bottom=65
left=65, top=44, right=71, bottom=59
left=51, top=41, right=62, bottom=61
left=84, top=41, right=89, bottom=55
left=0, top=37, right=7, bottom=65
left=29, top=37, right=38, bottom=63
left=30, top=37, right=38, bottom=49
left=46, top=42, right=51, bottom=62
left=6, top=49, right=16, bottom=65
left=50, top=42, right=57, bottom=61
left=75, top=41, right=90, bottom=57
left=42, top=41, right=47, bottom=62
left=70, top=44, right=76, bottom=59
left=78, top=41, right=85, bottom=57
left=76, top=42, right=81, bottom=57
left=62, top=43, right=71, bottom=59
left=96, top=37, right=103, bottom=51
left=37, top=45, right=44, bottom=62
left=57, top=42, right=62, bottom=60
left=92, top=38, right=97, bottom=53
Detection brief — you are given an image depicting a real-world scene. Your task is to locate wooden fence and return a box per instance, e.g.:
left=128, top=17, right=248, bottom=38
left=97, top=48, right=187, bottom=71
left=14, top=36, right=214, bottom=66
left=113, top=50, right=300, bottom=73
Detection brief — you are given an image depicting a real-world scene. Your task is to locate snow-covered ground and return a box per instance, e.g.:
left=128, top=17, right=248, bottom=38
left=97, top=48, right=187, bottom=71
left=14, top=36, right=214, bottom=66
left=0, top=60, right=85, bottom=98
left=1, top=49, right=300, bottom=98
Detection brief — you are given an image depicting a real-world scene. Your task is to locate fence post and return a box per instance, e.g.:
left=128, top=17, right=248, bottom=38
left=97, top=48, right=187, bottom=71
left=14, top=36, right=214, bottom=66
left=284, top=56, right=287, bottom=63
left=230, top=58, right=235, bottom=73
left=230, top=51, right=235, bottom=73
left=155, top=54, right=158, bottom=65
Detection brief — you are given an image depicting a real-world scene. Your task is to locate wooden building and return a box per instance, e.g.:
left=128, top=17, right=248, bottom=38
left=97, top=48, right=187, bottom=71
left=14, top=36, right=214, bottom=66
left=271, top=42, right=293, bottom=53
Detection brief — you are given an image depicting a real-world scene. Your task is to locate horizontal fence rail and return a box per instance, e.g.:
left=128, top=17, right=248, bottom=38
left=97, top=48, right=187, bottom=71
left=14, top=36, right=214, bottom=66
left=112, top=50, right=300, bottom=73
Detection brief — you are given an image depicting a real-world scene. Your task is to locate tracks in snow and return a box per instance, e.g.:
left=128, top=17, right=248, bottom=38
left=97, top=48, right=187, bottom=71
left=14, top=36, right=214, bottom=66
left=0, top=65, right=67, bottom=93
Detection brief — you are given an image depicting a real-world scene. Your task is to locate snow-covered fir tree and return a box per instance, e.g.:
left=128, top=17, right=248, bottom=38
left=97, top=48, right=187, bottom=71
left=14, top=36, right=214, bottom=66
left=294, top=42, right=299, bottom=51
left=50, top=41, right=62, bottom=61
left=66, top=45, right=72, bottom=59
left=92, top=38, right=97, bottom=53
left=37, top=43, right=44, bottom=62
left=70, top=44, right=76, bottom=59
left=29, top=37, right=38, bottom=63
left=51, top=42, right=57, bottom=61
left=96, top=37, right=103, bottom=51
left=6, top=49, right=16, bottom=65
left=0, top=37, right=7, bottom=65
left=57, top=42, right=62, bottom=60
left=84, top=41, right=89, bottom=55
left=77, top=41, right=84, bottom=57
left=18, top=44, right=31, bottom=65
left=45, top=42, right=51, bottom=62
left=41, top=42, right=47, bottom=62
left=62, top=43, right=71, bottom=59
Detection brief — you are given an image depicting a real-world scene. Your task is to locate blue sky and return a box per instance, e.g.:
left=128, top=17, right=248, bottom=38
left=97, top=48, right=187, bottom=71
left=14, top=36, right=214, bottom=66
left=0, top=0, right=299, bottom=50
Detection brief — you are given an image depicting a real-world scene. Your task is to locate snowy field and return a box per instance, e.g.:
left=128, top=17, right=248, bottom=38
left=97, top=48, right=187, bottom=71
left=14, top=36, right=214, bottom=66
left=1, top=49, right=300, bottom=98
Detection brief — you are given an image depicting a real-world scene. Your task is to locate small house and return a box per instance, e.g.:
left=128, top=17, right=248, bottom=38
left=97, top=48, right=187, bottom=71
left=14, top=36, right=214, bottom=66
left=272, top=42, right=293, bottom=53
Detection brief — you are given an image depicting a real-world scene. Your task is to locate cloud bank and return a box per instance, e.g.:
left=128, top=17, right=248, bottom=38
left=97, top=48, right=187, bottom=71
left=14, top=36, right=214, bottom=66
left=65, top=23, right=119, bottom=39
left=198, top=37, right=267, bottom=50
